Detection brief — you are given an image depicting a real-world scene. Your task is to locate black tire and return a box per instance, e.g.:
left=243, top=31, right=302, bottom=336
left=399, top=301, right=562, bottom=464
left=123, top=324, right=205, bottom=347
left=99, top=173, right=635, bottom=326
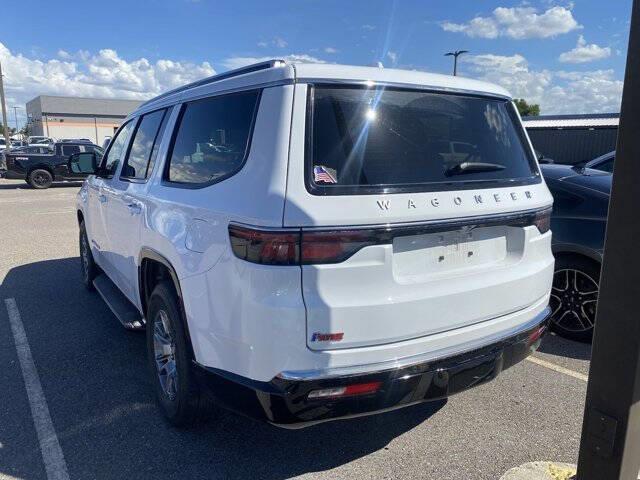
left=146, top=281, right=208, bottom=426
left=79, top=222, right=99, bottom=290
left=28, top=169, right=53, bottom=189
left=549, top=255, right=601, bottom=343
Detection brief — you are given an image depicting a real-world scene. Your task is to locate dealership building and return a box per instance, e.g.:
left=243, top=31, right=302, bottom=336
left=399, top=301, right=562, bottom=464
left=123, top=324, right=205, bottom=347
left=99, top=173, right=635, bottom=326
left=25, top=95, right=142, bottom=145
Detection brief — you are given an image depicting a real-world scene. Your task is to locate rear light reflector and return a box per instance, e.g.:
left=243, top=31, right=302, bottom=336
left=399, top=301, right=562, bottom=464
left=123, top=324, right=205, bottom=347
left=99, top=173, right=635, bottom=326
left=533, top=207, right=552, bottom=234
left=308, top=381, right=382, bottom=400
left=527, top=324, right=547, bottom=347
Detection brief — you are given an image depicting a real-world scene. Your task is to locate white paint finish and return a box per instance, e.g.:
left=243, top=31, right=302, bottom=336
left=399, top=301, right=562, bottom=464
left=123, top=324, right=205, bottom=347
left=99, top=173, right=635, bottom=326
left=181, top=253, right=307, bottom=378
left=304, top=228, right=553, bottom=350
left=190, top=288, right=549, bottom=382
left=142, top=85, right=294, bottom=280
left=292, top=62, right=512, bottom=98
left=4, top=298, right=70, bottom=480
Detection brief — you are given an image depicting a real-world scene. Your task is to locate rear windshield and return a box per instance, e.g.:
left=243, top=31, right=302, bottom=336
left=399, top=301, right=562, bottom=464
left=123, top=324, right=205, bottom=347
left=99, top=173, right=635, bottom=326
left=307, top=85, right=540, bottom=195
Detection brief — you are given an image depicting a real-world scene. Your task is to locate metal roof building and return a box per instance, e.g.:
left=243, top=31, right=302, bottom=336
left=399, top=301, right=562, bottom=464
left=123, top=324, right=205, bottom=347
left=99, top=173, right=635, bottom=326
left=26, top=95, right=142, bottom=145
left=522, top=113, right=619, bottom=165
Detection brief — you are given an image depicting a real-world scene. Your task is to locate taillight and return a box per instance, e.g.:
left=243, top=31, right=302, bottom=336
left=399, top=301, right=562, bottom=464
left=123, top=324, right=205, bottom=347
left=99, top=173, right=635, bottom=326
left=228, top=225, right=300, bottom=265
left=301, top=229, right=381, bottom=264
left=229, top=207, right=552, bottom=266
left=307, top=381, right=382, bottom=400
left=533, top=207, right=552, bottom=234
left=229, top=225, right=384, bottom=265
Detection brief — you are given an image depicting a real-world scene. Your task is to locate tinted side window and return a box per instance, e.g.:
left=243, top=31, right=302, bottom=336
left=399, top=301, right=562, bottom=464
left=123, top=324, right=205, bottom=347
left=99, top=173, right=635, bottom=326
left=101, top=121, right=134, bottom=177
left=600, top=157, right=614, bottom=173
left=121, top=109, right=168, bottom=180
left=62, top=145, right=81, bottom=156
left=166, top=90, right=260, bottom=184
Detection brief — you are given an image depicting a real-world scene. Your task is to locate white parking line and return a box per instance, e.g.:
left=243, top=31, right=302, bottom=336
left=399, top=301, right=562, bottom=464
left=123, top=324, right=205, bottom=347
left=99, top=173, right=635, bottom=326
left=526, top=355, right=589, bottom=382
left=4, top=298, right=70, bottom=480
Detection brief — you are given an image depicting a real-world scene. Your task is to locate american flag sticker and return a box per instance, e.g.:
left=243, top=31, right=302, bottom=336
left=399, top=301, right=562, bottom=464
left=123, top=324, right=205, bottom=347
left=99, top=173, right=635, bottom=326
left=314, top=165, right=337, bottom=184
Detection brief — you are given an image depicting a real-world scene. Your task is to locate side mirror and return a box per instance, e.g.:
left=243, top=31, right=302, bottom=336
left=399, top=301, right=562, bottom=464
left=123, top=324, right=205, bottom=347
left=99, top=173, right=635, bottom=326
left=69, top=152, right=98, bottom=174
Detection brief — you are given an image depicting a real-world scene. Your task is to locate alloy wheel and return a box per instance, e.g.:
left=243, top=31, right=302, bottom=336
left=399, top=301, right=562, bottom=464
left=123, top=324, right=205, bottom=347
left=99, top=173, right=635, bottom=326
left=549, top=268, right=599, bottom=333
left=153, top=309, right=178, bottom=400
left=33, top=172, right=49, bottom=186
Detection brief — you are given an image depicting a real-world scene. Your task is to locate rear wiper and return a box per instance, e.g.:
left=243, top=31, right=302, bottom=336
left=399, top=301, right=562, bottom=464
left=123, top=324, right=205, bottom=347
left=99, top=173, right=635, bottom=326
left=445, top=161, right=506, bottom=177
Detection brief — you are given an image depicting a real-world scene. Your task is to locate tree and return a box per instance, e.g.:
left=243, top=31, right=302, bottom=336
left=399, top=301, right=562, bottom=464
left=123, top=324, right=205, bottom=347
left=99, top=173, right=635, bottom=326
left=514, top=98, right=540, bottom=117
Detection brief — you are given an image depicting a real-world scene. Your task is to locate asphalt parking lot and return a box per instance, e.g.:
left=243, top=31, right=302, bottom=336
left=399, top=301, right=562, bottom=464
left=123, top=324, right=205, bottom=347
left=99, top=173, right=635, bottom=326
left=0, top=179, right=592, bottom=480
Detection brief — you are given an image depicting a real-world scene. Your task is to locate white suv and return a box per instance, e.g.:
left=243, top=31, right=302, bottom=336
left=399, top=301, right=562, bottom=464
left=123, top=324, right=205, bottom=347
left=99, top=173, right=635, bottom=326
left=73, top=60, right=554, bottom=428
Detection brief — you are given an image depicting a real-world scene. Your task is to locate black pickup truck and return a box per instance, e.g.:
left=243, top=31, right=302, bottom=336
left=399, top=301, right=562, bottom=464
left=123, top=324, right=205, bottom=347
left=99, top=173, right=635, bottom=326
left=2, top=141, right=104, bottom=188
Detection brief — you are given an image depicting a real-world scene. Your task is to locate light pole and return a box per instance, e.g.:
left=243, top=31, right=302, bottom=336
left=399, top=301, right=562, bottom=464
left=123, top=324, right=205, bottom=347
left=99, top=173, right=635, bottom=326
left=444, top=50, right=469, bottom=76
left=12, top=106, right=21, bottom=137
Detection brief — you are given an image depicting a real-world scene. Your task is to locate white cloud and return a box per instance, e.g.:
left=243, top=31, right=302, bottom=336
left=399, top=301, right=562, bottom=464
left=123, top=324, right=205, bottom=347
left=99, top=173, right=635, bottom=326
left=0, top=42, right=215, bottom=124
left=386, top=51, right=398, bottom=64
left=221, top=54, right=325, bottom=70
left=362, top=24, right=376, bottom=31
left=258, top=37, right=288, bottom=49
left=559, top=35, right=611, bottom=63
left=324, top=47, right=338, bottom=54
left=442, top=6, right=581, bottom=39
left=464, top=53, right=622, bottom=114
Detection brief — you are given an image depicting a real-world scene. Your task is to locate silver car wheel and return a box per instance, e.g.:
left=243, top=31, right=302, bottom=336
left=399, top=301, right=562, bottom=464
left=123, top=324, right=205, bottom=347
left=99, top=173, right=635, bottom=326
left=153, top=310, right=178, bottom=400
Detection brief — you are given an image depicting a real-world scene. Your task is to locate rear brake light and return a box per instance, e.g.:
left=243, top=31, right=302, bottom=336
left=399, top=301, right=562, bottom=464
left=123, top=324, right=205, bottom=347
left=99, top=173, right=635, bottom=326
left=301, top=230, right=380, bottom=264
left=229, top=225, right=300, bottom=265
left=533, top=207, right=552, bottom=234
left=229, top=225, right=383, bottom=265
left=307, top=381, right=382, bottom=399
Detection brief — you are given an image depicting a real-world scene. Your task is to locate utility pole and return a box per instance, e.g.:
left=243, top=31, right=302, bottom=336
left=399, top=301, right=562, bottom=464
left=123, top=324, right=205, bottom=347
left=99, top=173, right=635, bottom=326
left=12, top=106, right=20, bottom=134
left=0, top=61, right=10, bottom=147
left=444, top=50, right=469, bottom=76
left=576, top=0, right=640, bottom=478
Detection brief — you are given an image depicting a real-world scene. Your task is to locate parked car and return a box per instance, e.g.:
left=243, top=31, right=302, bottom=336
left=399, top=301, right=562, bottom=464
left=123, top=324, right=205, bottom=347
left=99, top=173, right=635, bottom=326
left=0, top=137, right=7, bottom=151
left=3, top=141, right=103, bottom=188
left=27, top=136, right=56, bottom=146
left=585, top=150, right=615, bottom=173
left=73, top=60, right=554, bottom=427
left=11, top=140, right=28, bottom=148
left=540, top=163, right=611, bottom=342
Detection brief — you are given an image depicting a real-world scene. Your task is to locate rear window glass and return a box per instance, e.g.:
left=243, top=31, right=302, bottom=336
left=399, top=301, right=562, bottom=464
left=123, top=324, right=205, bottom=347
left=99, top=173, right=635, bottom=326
left=307, top=86, right=539, bottom=195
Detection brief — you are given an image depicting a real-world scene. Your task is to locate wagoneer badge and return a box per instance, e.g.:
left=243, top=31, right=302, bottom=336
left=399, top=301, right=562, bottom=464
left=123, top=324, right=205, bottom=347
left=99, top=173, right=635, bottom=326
left=376, top=190, right=533, bottom=211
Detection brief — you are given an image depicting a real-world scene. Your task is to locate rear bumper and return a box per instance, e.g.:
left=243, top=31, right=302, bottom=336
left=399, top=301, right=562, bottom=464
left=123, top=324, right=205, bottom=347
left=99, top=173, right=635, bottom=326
left=194, top=305, right=550, bottom=428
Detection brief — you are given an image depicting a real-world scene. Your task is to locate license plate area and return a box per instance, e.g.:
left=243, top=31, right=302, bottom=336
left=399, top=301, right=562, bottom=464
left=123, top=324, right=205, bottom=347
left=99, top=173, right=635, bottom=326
left=392, top=226, right=509, bottom=280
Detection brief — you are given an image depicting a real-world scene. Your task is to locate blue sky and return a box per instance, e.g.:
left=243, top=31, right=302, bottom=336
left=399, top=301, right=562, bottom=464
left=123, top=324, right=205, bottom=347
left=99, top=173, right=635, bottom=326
left=1, top=0, right=632, bottom=125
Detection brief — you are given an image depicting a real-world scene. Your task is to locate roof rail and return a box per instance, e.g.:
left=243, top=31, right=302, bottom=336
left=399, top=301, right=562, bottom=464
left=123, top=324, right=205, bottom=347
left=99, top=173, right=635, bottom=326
left=140, top=59, right=287, bottom=108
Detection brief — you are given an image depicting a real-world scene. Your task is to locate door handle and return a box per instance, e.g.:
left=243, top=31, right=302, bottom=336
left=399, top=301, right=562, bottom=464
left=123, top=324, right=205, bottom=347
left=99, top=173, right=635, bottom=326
left=99, top=194, right=108, bottom=203
left=127, top=202, right=142, bottom=215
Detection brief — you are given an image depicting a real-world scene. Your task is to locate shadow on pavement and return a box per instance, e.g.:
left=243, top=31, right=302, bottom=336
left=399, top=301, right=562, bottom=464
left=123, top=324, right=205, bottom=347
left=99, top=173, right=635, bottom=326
left=538, top=332, right=592, bottom=361
left=0, top=181, right=83, bottom=190
left=0, top=257, right=446, bottom=480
